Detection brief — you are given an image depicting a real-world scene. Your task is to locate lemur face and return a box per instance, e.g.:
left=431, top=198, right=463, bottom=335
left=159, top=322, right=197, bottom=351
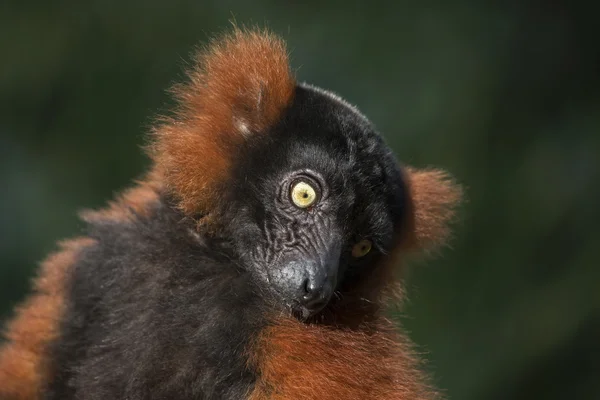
left=150, top=29, right=461, bottom=320
left=222, top=84, right=407, bottom=318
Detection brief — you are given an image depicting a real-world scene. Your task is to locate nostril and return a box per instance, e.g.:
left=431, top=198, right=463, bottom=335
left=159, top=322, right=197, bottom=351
left=301, top=279, right=326, bottom=304
left=301, top=278, right=313, bottom=297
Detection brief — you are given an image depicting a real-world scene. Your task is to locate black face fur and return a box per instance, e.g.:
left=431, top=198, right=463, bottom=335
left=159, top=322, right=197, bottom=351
left=218, top=84, right=407, bottom=319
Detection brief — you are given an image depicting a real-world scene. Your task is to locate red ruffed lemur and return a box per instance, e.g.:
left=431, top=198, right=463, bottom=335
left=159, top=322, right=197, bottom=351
left=0, top=28, right=462, bottom=400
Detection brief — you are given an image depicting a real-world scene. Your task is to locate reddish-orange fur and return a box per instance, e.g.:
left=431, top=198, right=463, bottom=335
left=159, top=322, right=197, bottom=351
left=80, top=176, right=162, bottom=223
left=149, top=27, right=296, bottom=217
left=0, top=238, right=95, bottom=400
left=403, top=168, right=463, bottom=251
left=248, top=317, right=440, bottom=400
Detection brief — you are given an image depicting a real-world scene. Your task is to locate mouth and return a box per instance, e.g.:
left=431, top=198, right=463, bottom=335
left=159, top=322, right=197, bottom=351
left=291, top=296, right=331, bottom=321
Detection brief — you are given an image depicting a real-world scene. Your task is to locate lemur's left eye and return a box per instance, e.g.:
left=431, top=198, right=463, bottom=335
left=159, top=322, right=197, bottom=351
left=351, top=239, right=372, bottom=258
left=290, top=181, right=318, bottom=208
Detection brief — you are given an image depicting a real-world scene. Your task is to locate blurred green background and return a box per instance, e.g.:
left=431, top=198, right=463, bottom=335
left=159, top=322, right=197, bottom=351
left=1, top=1, right=599, bottom=399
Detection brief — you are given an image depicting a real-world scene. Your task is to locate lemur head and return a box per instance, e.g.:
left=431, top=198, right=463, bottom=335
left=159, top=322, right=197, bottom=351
left=150, top=28, right=462, bottom=320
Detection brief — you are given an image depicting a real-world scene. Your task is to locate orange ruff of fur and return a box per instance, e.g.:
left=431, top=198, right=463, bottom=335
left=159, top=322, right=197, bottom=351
left=404, top=168, right=463, bottom=251
left=79, top=178, right=162, bottom=223
left=0, top=238, right=95, bottom=400
left=249, top=318, right=440, bottom=400
left=150, top=28, right=296, bottom=216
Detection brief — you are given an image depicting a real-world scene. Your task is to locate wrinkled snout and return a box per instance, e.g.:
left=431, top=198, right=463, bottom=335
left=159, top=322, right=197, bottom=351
left=271, top=250, right=339, bottom=317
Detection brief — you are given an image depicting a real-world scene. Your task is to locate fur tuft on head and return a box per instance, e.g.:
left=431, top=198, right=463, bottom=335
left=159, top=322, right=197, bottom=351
left=403, top=167, right=463, bottom=252
left=149, top=27, right=295, bottom=216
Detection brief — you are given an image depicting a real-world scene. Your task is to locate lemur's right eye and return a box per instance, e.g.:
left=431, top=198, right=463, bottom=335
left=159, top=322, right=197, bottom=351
left=290, top=181, right=318, bottom=208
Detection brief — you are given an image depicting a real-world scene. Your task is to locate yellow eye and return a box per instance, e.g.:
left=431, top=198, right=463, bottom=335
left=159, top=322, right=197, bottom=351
left=351, top=239, right=372, bottom=258
left=290, top=181, right=318, bottom=208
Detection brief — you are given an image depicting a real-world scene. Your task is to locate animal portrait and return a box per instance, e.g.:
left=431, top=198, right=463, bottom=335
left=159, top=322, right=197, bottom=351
left=0, top=27, right=462, bottom=399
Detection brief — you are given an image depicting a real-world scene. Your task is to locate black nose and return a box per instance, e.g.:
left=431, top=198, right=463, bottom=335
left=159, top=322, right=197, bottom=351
left=300, top=275, right=334, bottom=309
left=272, top=260, right=337, bottom=313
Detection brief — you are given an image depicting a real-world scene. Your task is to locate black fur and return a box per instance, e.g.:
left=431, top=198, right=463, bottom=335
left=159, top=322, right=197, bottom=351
left=45, top=85, right=407, bottom=399
left=219, top=85, right=407, bottom=313
left=46, top=199, right=266, bottom=399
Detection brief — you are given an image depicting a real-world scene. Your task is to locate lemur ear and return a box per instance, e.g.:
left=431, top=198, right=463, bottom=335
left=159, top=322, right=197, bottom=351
left=149, top=27, right=295, bottom=216
left=402, top=167, right=463, bottom=252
